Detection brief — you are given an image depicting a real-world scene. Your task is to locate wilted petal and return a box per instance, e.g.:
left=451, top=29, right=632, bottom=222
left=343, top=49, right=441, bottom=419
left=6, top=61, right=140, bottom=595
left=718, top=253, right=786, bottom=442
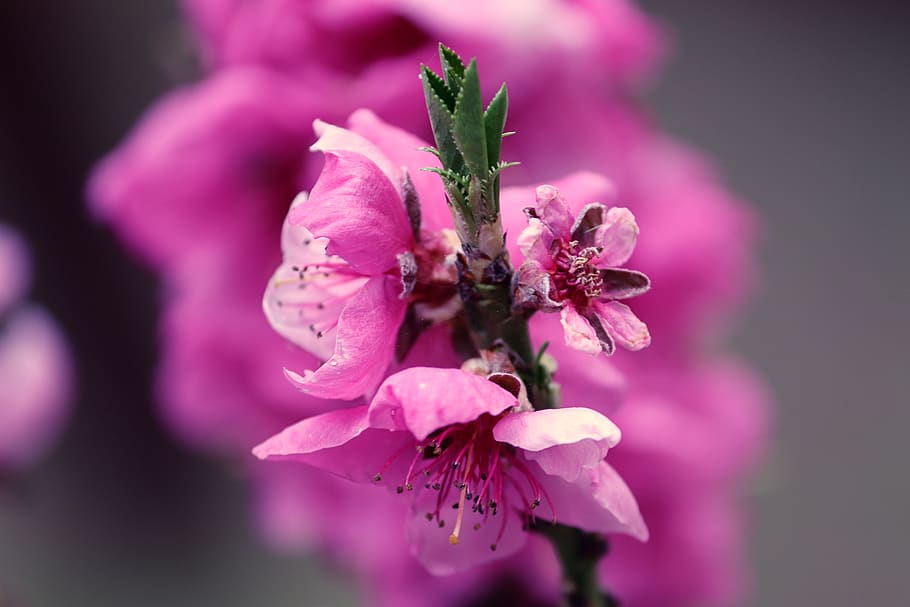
left=292, top=151, right=413, bottom=275
left=593, top=300, right=651, bottom=351
left=600, top=268, right=651, bottom=300
left=533, top=459, right=648, bottom=541
left=570, top=202, right=607, bottom=248
left=596, top=207, right=640, bottom=268
left=369, top=368, right=517, bottom=441
left=493, top=407, right=621, bottom=482
left=512, top=262, right=561, bottom=312
left=559, top=306, right=603, bottom=354
left=253, top=405, right=414, bottom=484
left=286, top=275, right=407, bottom=400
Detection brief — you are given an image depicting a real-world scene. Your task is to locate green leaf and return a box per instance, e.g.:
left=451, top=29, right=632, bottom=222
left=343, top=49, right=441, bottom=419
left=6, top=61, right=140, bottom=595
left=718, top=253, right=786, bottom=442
left=439, top=44, right=466, bottom=94
left=420, top=65, right=456, bottom=114
left=421, top=66, right=463, bottom=173
left=452, top=59, right=488, bottom=177
left=483, top=83, right=508, bottom=169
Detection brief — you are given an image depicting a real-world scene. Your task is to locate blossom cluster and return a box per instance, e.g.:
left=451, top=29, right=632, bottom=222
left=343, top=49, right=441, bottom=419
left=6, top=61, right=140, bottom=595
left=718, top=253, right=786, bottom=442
left=89, top=1, right=771, bottom=606
left=253, top=103, right=653, bottom=575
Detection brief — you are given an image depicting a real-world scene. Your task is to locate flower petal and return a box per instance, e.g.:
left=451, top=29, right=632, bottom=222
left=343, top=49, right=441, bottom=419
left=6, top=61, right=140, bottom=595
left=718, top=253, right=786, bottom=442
left=512, top=261, right=561, bottom=312
left=531, top=459, right=648, bottom=541
left=286, top=275, right=407, bottom=400
left=263, top=193, right=367, bottom=361
left=345, top=109, right=449, bottom=232
left=600, top=268, right=651, bottom=300
left=406, top=485, right=527, bottom=575
left=570, top=202, right=607, bottom=248
left=500, top=172, right=617, bottom=260
left=592, top=300, right=651, bottom=351
left=252, top=405, right=415, bottom=485
left=515, top=218, right=554, bottom=266
left=559, top=306, right=603, bottom=354
left=596, top=207, right=640, bottom=268
left=493, top=407, right=621, bottom=482
left=292, top=150, right=413, bottom=275
left=369, top=368, right=517, bottom=441
left=532, top=185, right=574, bottom=236
left=311, top=117, right=399, bottom=186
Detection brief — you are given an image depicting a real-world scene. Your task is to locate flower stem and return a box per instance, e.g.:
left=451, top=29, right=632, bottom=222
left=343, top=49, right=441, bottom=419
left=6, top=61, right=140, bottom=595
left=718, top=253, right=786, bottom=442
left=533, top=524, right=618, bottom=607
left=423, top=44, right=611, bottom=601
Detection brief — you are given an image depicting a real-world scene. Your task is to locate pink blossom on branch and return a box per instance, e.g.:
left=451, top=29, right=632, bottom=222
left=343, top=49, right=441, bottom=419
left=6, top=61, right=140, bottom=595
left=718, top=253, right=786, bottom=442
left=254, top=367, right=646, bottom=575
left=515, top=184, right=651, bottom=355
left=263, top=109, right=460, bottom=400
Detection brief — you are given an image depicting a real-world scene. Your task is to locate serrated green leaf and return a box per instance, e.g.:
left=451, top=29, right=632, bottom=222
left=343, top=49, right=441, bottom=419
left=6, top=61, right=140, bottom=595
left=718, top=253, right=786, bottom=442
left=452, top=59, right=488, bottom=177
left=483, top=83, right=508, bottom=169
left=422, top=67, right=464, bottom=174
left=439, top=44, right=466, bottom=95
left=420, top=65, right=456, bottom=114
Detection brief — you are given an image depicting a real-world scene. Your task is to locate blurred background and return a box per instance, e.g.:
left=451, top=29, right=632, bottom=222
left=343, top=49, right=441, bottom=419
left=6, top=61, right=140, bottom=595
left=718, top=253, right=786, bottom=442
left=0, top=1, right=907, bottom=606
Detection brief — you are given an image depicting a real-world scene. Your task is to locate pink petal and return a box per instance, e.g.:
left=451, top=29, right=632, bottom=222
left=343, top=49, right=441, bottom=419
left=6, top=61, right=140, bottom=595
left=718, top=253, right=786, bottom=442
left=405, top=485, right=527, bottom=575
left=369, top=368, right=517, bottom=441
left=311, top=116, right=399, bottom=187
left=532, top=459, right=648, bottom=541
left=515, top=219, right=554, bottom=266
left=534, top=184, right=574, bottom=236
left=593, top=300, right=651, bottom=351
left=252, top=405, right=414, bottom=484
left=292, top=150, right=413, bottom=275
left=345, top=109, right=449, bottom=232
left=263, top=193, right=367, bottom=361
left=596, top=207, right=640, bottom=268
left=500, top=172, right=617, bottom=260
left=559, top=306, right=602, bottom=354
left=285, top=275, right=407, bottom=400
left=493, top=407, right=621, bottom=482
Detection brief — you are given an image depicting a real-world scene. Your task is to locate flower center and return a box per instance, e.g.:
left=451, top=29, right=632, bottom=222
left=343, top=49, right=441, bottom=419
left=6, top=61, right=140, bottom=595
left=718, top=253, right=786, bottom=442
left=550, top=239, right=603, bottom=307
left=373, top=413, right=554, bottom=552
left=407, top=229, right=459, bottom=308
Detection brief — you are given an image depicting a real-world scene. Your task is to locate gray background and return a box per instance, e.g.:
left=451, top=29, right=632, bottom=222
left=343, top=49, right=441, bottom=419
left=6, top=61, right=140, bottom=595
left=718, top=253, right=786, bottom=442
left=0, top=1, right=907, bottom=605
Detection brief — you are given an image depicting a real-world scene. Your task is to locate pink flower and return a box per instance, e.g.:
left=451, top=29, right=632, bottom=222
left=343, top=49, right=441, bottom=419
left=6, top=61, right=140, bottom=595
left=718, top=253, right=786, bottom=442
left=0, top=225, right=73, bottom=471
left=515, top=184, right=651, bottom=355
left=263, top=109, right=458, bottom=400
left=254, top=367, right=647, bottom=575
left=182, top=0, right=663, bottom=91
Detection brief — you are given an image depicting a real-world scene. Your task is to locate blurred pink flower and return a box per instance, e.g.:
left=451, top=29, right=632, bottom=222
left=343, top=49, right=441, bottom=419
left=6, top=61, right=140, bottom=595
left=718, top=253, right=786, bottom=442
left=182, top=0, right=663, bottom=91
left=0, top=226, right=73, bottom=471
left=255, top=367, right=646, bottom=575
